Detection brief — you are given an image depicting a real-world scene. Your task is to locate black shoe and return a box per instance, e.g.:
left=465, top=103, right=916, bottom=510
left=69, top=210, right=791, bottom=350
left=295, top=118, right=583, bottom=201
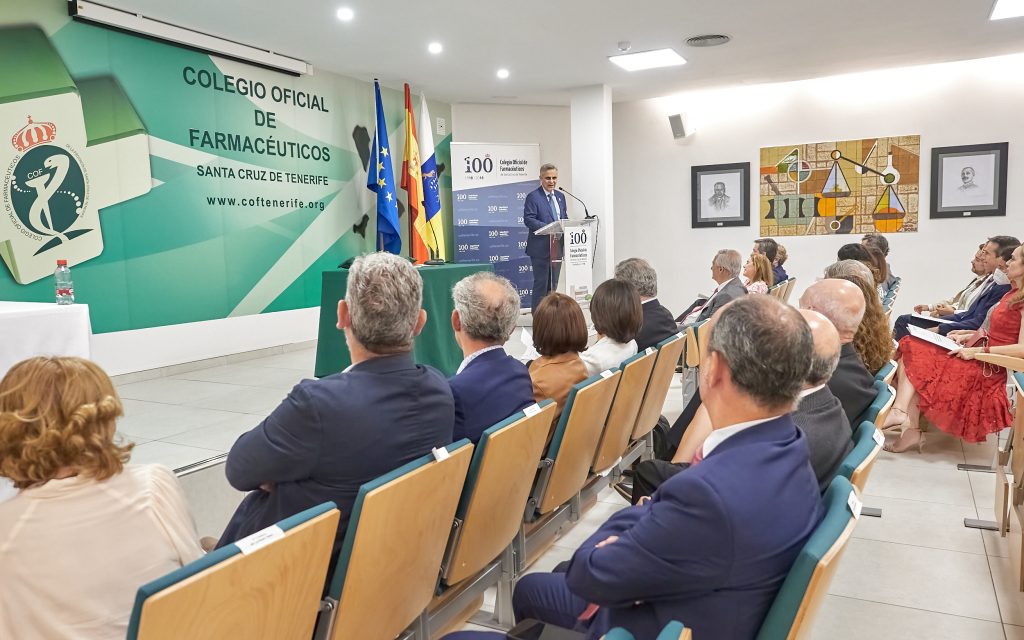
left=620, top=468, right=635, bottom=479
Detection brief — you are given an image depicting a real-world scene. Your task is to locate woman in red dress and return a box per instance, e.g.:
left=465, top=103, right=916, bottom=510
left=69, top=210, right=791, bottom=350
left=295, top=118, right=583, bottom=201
left=882, top=245, right=1024, bottom=452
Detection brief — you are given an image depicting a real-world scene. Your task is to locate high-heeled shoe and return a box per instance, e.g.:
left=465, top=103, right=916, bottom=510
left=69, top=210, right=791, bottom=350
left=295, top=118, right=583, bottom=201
left=884, top=426, right=926, bottom=454
left=878, top=407, right=909, bottom=432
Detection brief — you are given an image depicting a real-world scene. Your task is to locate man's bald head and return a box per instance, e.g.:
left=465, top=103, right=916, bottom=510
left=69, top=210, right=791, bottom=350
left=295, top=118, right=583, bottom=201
left=798, top=308, right=841, bottom=386
left=799, top=279, right=865, bottom=344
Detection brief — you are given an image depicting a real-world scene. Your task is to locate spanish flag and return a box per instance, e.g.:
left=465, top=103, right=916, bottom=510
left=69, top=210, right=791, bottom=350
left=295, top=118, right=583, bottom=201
left=401, top=83, right=430, bottom=263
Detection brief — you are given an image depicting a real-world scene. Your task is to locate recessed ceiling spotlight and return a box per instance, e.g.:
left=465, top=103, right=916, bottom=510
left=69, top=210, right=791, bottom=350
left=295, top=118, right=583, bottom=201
left=496, top=68, right=510, bottom=79
left=686, top=34, right=731, bottom=47
left=609, top=48, right=686, bottom=72
left=991, top=0, right=1024, bottom=19
left=428, top=41, right=443, bottom=55
left=336, top=7, right=354, bottom=22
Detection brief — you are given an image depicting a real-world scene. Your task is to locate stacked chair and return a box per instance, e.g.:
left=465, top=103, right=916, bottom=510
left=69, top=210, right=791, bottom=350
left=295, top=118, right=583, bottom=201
left=139, top=324, right=859, bottom=638
left=966, top=354, right=1024, bottom=592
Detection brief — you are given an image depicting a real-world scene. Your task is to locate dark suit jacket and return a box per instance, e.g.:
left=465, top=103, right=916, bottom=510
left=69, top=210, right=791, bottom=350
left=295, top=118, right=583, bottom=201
left=695, top=278, right=747, bottom=323
left=636, top=298, right=678, bottom=351
left=523, top=186, right=568, bottom=259
left=937, top=282, right=1010, bottom=335
left=773, top=264, right=789, bottom=284
left=795, top=386, right=854, bottom=493
left=218, top=353, right=454, bottom=557
left=449, top=348, right=535, bottom=444
left=828, top=343, right=876, bottom=426
left=564, top=415, right=824, bottom=639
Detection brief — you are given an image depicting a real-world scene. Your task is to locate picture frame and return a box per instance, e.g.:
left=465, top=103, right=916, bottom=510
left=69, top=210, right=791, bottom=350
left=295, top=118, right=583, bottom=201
left=930, top=142, right=1008, bottom=219
left=691, top=162, right=750, bottom=228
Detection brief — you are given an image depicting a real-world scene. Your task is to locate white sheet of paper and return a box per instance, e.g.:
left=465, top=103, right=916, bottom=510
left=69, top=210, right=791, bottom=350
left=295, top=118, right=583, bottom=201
left=911, top=312, right=954, bottom=324
left=907, top=324, right=960, bottom=351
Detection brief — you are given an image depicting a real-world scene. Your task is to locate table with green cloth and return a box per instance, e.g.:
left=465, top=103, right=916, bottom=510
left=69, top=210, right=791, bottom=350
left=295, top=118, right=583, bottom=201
left=314, top=262, right=494, bottom=378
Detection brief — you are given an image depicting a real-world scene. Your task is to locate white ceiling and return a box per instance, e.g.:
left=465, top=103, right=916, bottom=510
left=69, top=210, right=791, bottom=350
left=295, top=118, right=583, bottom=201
left=99, top=0, right=1024, bottom=105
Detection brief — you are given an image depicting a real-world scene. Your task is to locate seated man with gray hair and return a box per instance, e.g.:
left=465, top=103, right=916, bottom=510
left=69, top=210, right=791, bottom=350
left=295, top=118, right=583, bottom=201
left=614, top=257, right=678, bottom=351
left=445, top=296, right=824, bottom=640
left=676, top=249, right=747, bottom=327
left=449, top=272, right=536, bottom=443
left=799, top=277, right=876, bottom=425
left=218, top=252, right=454, bottom=557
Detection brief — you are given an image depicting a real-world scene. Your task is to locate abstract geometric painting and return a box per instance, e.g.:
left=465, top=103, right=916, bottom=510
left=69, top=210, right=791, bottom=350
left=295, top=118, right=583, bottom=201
left=759, top=135, right=920, bottom=236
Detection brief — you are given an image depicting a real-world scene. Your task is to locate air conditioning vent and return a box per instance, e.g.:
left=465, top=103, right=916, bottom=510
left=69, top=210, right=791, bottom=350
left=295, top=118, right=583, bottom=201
left=686, top=34, right=731, bottom=48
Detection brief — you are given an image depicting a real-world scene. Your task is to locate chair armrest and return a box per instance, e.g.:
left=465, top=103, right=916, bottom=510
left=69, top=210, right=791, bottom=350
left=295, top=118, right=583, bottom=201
left=976, top=353, right=1024, bottom=373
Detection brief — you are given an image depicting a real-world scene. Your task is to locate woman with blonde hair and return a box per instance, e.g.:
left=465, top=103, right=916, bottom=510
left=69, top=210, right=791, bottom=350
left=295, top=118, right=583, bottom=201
left=742, top=253, right=775, bottom=295
left=823, top=260, right=893, bottom=374
left=0, top=357, right=202, bottom=639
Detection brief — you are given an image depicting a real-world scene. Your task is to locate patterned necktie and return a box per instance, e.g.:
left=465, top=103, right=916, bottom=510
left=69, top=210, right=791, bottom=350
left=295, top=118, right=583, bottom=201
left=547, top=192, right=559, bottom=222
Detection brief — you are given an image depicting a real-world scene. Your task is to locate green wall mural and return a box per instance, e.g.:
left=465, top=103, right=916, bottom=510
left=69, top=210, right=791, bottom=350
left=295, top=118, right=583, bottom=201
left=0, top=0, right=453, bottom=333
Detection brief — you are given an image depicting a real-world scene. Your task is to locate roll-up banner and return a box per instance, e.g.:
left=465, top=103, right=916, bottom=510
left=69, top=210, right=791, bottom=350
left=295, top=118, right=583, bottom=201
left=451, top=142, right=538, bottom=309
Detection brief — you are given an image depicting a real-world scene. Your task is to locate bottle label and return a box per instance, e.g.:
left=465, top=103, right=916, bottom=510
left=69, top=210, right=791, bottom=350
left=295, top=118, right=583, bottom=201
left=56, top=288, right=73, bottom=296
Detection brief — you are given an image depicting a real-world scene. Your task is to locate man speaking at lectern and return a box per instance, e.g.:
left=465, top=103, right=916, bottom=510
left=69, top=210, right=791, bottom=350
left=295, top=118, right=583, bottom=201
left=524, top=163, right=569, bottom=315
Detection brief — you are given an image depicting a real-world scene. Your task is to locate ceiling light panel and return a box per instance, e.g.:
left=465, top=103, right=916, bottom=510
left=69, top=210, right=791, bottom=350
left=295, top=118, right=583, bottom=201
left=609, top=48, right=686, bottom=72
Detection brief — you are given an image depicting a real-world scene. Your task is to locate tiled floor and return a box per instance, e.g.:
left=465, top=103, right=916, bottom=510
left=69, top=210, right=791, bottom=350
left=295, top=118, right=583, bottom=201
left=117, top=341, right=1024, bottom=639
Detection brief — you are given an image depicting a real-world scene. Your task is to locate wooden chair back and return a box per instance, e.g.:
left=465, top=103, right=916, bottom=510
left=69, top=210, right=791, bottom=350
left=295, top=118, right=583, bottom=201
left=325, top=442, right=474, bottom=640
left=838, top=421, right=883, bottom=493
left=128, top=503, right=339, bottom=640
left=875, top=360, right=897, bottom=386
left=441, top=403, right=555, bottom=586
left=782, top=278, right=797, bottom=304
left=631, top=333, right=686, bottom=440
left=537, top=371, right=622, bottom=514
left=592, top=349, right=658, bottom=473
left=768, top=282, right=786, bottom=299
left=756, top=477, right=859, bottom=640
left=684, top=319, right=710, bottom=368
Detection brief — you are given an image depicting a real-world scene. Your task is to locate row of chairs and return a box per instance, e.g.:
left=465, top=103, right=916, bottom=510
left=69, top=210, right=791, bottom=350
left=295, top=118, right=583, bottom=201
left=127, top=332, right=692, bottom=639
left=972, top=353, right=1024, bottom=592
left=768, top=277, right=798, bottom=304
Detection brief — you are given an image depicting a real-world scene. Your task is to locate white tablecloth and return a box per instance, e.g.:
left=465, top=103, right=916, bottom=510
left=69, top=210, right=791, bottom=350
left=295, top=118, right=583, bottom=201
left=0, top=302, right=91, bottom=378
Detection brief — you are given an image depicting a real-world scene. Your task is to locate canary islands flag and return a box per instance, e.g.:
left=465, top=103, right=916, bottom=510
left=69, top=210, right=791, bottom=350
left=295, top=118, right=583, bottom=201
left=419, top=93, right=447, bottom=260
left=367, top=80, right=401, bottom=254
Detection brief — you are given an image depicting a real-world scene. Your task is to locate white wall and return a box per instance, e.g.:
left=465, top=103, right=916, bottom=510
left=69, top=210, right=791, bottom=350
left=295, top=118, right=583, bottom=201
left=91, top=307, right=320, bottom=376
left=452, top=103, right=573, bottom=192
left=613, top=54, right=1024, bottom=317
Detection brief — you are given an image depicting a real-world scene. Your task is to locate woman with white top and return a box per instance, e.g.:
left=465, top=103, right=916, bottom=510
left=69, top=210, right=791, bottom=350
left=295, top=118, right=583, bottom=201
left=580, top=278, right=643, bottom=376
left=742, top=253, right=774, bottom=295
left=0, top=357, right=203, bottom=640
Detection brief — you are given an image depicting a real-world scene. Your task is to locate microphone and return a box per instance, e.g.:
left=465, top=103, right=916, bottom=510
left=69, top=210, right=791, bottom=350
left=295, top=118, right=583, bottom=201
left=558, top=187, right=595, bottom=219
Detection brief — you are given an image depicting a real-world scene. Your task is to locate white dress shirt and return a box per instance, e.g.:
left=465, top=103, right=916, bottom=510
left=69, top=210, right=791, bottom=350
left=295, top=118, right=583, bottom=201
left=456, top=345, right=506, bottom=375
left=683, top=278, right=736, bottom=325
left=701, top=414, right=784, bottom=459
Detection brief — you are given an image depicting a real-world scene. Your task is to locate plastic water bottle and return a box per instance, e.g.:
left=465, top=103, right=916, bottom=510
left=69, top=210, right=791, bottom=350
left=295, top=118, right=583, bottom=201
left=54, top=259, right=74, bottom=305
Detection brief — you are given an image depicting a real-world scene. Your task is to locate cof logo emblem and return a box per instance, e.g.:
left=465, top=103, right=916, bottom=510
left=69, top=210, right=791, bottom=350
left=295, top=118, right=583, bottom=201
left=4, top=117, right=90, bottom=257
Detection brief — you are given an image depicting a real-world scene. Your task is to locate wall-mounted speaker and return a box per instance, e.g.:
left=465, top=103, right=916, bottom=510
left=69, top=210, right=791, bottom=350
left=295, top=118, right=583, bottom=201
left=668, top=113, right=691, bottom=139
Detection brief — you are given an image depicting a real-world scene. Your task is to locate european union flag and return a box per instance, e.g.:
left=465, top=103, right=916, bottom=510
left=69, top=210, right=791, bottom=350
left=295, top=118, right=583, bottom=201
left=367, top=80, right=401, bottom=254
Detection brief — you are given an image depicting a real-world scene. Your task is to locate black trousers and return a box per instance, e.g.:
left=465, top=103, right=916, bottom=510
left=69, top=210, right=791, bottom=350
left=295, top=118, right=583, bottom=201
left=530, top=255, right=561, bottom=315
left=893, top=313, right=940, bottom=340
left=661, top=390, right=702, bottom=460
left=631, top=459, right=689, bottom=503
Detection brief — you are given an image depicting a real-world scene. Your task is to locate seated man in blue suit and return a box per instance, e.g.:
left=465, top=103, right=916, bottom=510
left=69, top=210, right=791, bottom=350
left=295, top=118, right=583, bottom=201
left=449, top=271, right=535, bottom=443
left=935, top=241, right=1018, bottom=336
left=217, top=252, right=454, bottom=559
left=445, top=296, right=825, bottom=640
left=524, top=163, right=569, bottom=315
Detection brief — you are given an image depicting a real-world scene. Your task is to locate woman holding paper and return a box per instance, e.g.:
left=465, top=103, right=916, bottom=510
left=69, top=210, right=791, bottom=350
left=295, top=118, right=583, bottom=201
left=882, top=245, right=1024, bottom=452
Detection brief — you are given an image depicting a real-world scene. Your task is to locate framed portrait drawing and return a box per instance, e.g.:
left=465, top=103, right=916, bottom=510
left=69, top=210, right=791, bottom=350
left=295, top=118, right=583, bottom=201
left=930, top=142, right=1008, bottom=219
left=692, top=162, right=750, bottom=228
